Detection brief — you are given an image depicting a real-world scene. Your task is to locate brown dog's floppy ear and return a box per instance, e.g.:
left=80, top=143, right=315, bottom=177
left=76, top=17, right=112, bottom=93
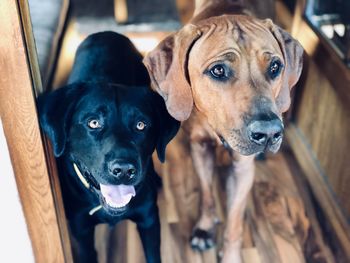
left=143, top=24, right=202, bottom=121
left=264, top=19, right=304, bottom=113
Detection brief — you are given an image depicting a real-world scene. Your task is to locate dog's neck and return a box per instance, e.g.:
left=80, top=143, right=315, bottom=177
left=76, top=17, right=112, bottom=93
left=192, top=0, right=246, bottom=23
left=71, top=163, right=103, bottom=215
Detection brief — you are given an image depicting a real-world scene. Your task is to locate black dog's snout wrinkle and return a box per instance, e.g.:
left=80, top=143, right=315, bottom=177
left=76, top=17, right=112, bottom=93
left=247, top=117, right=284, bottom=146
left=109, top=160, right=137, bottom=181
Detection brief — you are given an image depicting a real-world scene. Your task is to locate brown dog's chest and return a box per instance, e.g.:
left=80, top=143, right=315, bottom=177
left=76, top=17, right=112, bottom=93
left=182, top=108, right=233, bottom=160
left=182, top=108, right=219, bottom=143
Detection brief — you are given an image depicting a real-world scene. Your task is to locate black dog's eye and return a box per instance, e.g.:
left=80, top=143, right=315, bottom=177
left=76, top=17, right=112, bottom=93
left=88, top=119, right=102, bottom=129
left=210, top=65, right=226, bottom=79
left=268, top=59, right=283, bottom=79
left=136, top=121, right=146, bottom=131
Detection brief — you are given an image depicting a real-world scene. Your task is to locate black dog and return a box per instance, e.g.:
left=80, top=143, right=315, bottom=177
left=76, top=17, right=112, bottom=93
left=38, top=32, right=180, bottom=263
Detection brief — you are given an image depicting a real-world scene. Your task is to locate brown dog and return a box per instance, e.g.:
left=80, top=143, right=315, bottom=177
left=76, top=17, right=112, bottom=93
left=144, top=0, right=303, bottom=261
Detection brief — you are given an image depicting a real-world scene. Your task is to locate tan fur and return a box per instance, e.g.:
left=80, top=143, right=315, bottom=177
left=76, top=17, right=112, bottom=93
left=144, top=0, right=303, bottom=261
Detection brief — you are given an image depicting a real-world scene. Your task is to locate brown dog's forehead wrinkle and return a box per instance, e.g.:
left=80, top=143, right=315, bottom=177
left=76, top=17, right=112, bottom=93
left=192, top=16, right=283, bottom=68
left=195, top=17, right=244, bottom=51
left=190, top=31, right=242, bottom=69
left=234, top=19, right=249, bottom=48
left=234, top=17, right=282, bottom=55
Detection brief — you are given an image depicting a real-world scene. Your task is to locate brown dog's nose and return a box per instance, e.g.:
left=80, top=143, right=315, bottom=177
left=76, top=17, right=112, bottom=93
left=247, top=118, right=284, bottom=146
left=109, top=161, right=137, bottom=180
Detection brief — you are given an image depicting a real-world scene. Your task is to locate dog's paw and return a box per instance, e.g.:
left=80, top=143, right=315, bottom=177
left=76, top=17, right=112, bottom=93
left=190, top=228, right=216, bottom=251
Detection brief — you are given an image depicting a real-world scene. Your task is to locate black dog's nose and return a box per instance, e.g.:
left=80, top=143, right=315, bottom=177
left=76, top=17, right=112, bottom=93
left=248, top=118, right=284, bottom=146
left=109, top=161, right=137, bottom=180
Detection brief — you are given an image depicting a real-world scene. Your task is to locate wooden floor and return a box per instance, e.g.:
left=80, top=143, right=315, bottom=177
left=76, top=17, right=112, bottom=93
left=93, top=129, right=335, bottom=263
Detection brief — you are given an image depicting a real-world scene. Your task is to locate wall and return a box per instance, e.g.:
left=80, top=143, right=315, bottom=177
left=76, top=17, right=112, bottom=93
left=295, top=60, right=350, bottom=216
left=291, top=10, right=350, bottom=218
left=0, top=120, right=34, bottom=262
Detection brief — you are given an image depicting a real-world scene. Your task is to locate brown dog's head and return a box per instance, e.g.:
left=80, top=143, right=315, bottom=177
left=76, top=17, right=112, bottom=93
left=144, top=15, right=303, bottom=155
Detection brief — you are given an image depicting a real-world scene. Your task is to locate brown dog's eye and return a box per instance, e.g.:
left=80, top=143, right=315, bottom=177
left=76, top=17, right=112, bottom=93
left=210, top=65, right=226, bottom=78
left=268, top=59, right=283, bottom=79
left=136, top=121, right=146, bottom=131
left=88, top=119, right=101, bottom=129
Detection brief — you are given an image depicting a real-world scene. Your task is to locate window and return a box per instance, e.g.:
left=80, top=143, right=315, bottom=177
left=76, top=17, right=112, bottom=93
left=305, top=0, right=350, bottom=67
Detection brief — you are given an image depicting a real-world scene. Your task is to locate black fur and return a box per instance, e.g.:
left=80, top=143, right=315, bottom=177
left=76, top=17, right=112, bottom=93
left=37, top=31, right=179, bottom=263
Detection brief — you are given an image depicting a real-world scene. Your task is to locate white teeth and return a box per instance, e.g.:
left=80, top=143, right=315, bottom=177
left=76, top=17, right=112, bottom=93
left=105, top=197, right=127, bottom=208
left=103, top=192, right=135, bottom=208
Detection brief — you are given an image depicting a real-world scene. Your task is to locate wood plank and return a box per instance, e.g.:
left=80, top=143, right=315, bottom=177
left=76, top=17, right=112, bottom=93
left=242, top=221, right=254, bottom=248
left=275, top=0, right=293, bottom=31
left=176, top=0, right=195, bottom=24
left=247, top=196, right=282, bottom=263
left=292, top=57, right=350, bottom=214
left=286, top=125, right=350, bottom=261
left=110, top=221, right=128, bottom=263
left=114, top=0, right=128, bottom=24
left=154, top=156, right=180, bottom=224
left=18, top=0, right=43, bottom=94
left=126, top=221, right=146, bottom=263
left=242, top=247, right=262, bottom=263
left=255, top=159, right=306, bottom=263
left=284, top=150, right=335, bottom=263
left=0, top=0, right=71, bottom=262
left=247, top=158, right=307, bottom=263
left=95, top=224, right=110, bottom=263
left=43, top=139, right=74, bottom=262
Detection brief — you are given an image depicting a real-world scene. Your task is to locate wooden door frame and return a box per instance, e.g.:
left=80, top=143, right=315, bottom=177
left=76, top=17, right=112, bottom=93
left=0, top=0, right=72, bottom=262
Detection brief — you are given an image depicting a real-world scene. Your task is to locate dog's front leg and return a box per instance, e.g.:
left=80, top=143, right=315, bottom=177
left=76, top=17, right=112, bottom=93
left=137, top=208, right=161, bottom=263
left=71, top=226, right=97, bottom=263
left=221, top=154, right=255, bottom=263
left=190, top=138, right=218, bottom=251
left=69, top=214, right=98, bottom=263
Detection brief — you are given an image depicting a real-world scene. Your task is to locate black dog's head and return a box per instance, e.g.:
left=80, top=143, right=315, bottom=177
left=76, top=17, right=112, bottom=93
left=38, top=81, right=180, bottom=215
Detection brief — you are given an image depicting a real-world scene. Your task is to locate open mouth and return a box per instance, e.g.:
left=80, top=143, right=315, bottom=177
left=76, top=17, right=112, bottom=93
left=72, top=162, right=137, bottom=215
left=218, top=133, right=261, bottom=156
left=99, top=184, right=136, bottom=209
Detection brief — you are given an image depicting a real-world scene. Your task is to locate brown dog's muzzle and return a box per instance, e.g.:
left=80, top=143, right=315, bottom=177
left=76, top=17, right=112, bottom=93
left=246, top=113, right=284, bottom=153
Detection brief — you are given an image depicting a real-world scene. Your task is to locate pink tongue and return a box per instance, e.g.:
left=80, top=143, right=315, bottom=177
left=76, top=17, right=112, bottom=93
left=100, top=184, right=136, bottom=208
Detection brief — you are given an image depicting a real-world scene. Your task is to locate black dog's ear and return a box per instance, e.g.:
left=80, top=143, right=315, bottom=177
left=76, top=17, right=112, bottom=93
left=37, top=83, right=86, bottom=157
left=153, top=92, right=181, bottom=163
